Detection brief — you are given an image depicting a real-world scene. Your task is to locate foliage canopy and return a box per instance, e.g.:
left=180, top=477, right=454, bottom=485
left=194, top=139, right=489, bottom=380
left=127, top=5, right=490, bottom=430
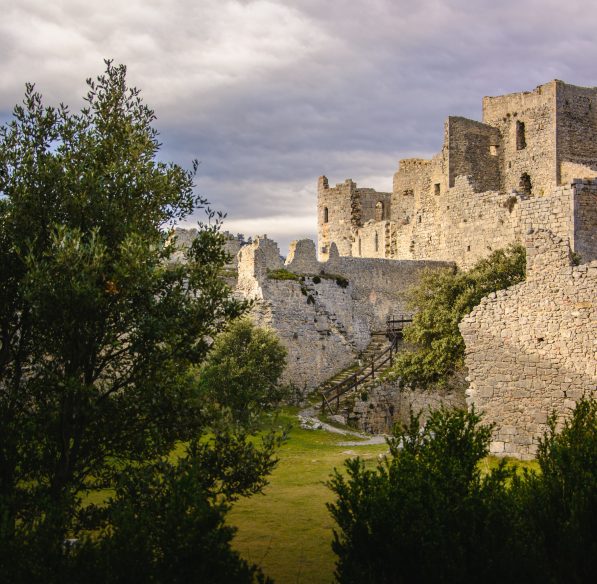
left=198, top=319, right=288, bottom=426
left=0, top=60, right=278, bottom=583
left=390, top=245, right=526, bottom=387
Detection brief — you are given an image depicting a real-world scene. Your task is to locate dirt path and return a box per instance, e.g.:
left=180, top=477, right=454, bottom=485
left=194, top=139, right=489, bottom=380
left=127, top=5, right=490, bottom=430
left=298, top=406, right=388, bottom=446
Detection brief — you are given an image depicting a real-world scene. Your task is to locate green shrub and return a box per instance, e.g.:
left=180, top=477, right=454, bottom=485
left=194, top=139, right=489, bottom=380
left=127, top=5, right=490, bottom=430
left=267, top=268, right=300, bottom=281
left=328, top=397, right=597, bottom=584
left=197, top=319, right=287, bottom=427
left=328, top=407, right=516, bottom=583
left=391, top=244, right=526, bottom=388
left=335, top=276, right=349, bottom=288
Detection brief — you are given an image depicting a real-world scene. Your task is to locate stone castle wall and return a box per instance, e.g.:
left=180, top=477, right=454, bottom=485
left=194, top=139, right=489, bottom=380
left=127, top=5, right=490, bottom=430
left=236, top=237, right=451, bottom=391
left=447, top=116, right=501, bottom=192
left=321, top=80, right=597, bottom=270
left=557, top=82, right=597, bottom=181
left=482, top=80, right=558, bottom=196
left=349, top=379, right=466, bottom=434
left=459, top=230, right=597, bottom=460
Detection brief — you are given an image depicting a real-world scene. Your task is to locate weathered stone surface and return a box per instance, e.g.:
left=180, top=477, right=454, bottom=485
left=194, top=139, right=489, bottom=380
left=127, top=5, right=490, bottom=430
left=460, top=230, right=597, bottom=459
left=349, top=379, right=466, bottom=434
left=236, top=237, right=451, bottom=394
left=319, top=80, right=597, bottom=269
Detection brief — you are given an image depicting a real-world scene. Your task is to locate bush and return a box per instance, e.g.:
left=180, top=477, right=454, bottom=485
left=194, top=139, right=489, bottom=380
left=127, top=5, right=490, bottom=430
left=328, top=397, right=597, bottom=584
left=328, top=407, right=516, bottom=583
left=267, top=268, right=300, bottom=281
left=335, top=276, right=349, bottom=288
left=391, top=245, right=526, bottom=387
left=197, top=319, right=287, bottom=426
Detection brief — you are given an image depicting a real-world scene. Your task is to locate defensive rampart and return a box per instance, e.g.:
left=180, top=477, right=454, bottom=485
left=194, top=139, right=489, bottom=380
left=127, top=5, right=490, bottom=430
left=460, top=230, right=597, bottom=459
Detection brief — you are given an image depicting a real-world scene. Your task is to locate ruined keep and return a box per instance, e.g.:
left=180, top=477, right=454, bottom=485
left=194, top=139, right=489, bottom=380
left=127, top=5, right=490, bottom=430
left=318, top=80, right=597, bottom=268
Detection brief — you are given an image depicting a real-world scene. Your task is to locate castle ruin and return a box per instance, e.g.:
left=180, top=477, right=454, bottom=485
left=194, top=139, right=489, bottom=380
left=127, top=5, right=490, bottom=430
left=318, top=80, right=597, bottom=268
left=177, top=80, right=596, bottom=459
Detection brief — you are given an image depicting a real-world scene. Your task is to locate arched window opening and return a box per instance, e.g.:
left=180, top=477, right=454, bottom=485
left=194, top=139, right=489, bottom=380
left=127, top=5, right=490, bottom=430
left=375, top=201, right=384, bottom=221
left=519, top=172, right=532, bottom=196
left=323, top=207, right=329, bottom=223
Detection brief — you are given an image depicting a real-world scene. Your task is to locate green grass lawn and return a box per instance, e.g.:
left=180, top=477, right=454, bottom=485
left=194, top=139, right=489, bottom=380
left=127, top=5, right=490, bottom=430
left=228, top=409, right=388, bottom=584
left=228, top=408, right=540, bottom=584
left=82, top=407, right=539, bottom=584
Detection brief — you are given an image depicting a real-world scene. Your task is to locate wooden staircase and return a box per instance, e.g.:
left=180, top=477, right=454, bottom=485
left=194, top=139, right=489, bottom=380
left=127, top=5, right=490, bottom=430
left=320, top=315, right=412, bottom=414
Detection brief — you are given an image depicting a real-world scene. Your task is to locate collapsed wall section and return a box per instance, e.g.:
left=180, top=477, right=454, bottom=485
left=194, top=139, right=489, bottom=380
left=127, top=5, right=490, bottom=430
left=557, top=82, right=597, bottom=184
left=460, top=230, right=597, bottom=459
left=447, top=117, right=501, bottom=192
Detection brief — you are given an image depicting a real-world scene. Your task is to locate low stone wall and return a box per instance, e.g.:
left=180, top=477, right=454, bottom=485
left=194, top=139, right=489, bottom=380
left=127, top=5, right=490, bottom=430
left=348, top=379, right=466, bottom=434
left=460, top=230, right=597, bottom=459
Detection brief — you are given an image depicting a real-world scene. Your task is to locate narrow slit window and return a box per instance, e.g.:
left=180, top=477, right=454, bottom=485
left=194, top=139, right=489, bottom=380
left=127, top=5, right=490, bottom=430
left=434, top=183, right=440, bottom=196
left=375, top=231, right=379, bottom=252
left=323, top=207, right=329, bottom=223
left=516, top=121, right=526, bottom=150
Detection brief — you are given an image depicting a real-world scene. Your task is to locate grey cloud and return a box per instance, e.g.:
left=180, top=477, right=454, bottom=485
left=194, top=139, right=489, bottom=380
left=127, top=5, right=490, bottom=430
left=3, top=1, right=597, bottom=250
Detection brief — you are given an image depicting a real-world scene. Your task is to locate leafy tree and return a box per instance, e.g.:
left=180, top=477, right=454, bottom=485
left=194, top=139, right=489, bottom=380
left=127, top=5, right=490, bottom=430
left=0, top=61, right=279, bottom=582
left=391, top=245, right=526, bottom=387
left=198, top=319, right=288, bottom=426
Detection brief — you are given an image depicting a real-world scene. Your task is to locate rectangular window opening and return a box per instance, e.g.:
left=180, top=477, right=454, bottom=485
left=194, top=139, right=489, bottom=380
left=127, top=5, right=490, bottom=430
left=434, top=183, right=440, bottom=196
left=516, top=121, right=526, bottom=150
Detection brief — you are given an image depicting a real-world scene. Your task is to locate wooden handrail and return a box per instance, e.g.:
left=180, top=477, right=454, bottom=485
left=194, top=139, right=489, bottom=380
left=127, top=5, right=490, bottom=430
left=320, top=314, right=413, bottom=414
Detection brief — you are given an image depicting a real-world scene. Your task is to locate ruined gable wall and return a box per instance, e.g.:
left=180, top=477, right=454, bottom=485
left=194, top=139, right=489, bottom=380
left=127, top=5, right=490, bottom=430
left=447, top=116, right=501, bottom=192
left=483, top=81, right=557, bottom=196
left=357, top=188, right=392, bottom=223
left=317, top=176, right=355, bottom=259
left=391, top=159, right=430, bottom=226
left=556, top=82, right=597, bottom=183
left=459, top=230, right=597, bottom=460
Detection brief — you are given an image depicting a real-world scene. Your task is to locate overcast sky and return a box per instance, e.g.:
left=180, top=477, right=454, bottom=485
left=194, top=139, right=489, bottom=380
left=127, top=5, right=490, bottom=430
left=2, top=0, right=597, bottom=252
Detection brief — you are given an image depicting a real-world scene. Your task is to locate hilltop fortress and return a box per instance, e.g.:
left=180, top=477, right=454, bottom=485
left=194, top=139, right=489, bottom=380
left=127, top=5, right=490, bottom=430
left=318, top=80, right=597, bottom=268
left=179, top=81, right=596, bottom=459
